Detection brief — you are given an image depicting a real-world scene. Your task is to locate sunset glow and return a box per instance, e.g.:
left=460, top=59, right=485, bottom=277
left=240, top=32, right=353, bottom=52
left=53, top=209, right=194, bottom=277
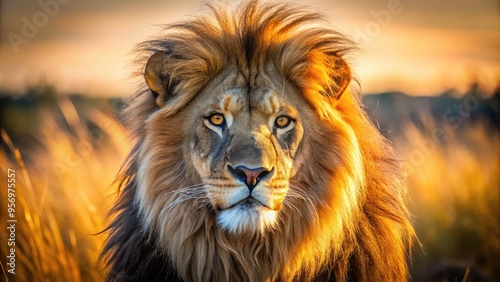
left=0, top=0, right=498, bottom=96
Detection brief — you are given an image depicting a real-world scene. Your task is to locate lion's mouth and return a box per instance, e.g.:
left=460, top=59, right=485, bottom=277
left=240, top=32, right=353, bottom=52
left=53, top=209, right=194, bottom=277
left=224, top=197, right=273, bottom=211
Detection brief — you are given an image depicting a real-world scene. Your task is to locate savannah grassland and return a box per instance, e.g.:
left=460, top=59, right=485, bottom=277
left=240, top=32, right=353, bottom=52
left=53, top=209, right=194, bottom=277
left=0, top=85, right=498, bottom=281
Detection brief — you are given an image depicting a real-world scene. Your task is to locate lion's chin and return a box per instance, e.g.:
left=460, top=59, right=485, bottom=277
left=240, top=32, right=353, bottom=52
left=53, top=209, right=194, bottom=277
left=217, top=199, right=278, bottom=234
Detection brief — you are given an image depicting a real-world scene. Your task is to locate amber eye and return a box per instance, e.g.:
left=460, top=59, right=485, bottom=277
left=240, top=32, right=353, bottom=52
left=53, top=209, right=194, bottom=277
left=275, top=115, right=292, bottom=128
left=208, top=113, right=225, bottom=126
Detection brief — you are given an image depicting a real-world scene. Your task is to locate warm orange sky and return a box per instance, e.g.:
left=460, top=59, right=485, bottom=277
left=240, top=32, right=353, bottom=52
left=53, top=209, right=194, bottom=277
left=0, top=0, right=498, bottom=96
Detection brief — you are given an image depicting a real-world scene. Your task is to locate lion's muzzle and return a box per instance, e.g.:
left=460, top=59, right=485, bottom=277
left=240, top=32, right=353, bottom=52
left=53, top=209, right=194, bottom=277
left=209, top=133, right=287, bottom=234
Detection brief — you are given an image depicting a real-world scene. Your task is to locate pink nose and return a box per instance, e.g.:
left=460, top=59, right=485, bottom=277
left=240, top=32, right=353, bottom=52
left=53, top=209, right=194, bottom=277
left=228, top=165, right=272, bottom=191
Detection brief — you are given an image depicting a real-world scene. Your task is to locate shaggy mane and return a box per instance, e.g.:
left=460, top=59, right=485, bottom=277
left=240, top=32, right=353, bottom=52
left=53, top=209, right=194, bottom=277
left=101, top=1, right=415, bottom=281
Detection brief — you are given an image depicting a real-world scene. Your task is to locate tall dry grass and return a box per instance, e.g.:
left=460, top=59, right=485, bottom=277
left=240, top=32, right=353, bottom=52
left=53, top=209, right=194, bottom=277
left=0, top=97, right=129, bottom=282
left=0, top=95, right=498, bottom=281
left=395, top=119, right=499, bottom=280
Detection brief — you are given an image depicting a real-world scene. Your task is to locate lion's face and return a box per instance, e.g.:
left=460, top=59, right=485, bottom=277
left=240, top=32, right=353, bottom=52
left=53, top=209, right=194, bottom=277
left=186, top=71, right=305, bottom=234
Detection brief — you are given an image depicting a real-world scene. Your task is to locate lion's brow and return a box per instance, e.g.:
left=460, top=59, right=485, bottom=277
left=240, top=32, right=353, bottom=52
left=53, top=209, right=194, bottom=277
left=222, top=95, right=233, bottom=112
left=253, top=91, right=282, bottom=115
left=213, top=91, right=245, bottom=112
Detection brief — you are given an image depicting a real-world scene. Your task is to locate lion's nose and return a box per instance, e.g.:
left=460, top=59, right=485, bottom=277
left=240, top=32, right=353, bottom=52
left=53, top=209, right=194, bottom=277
left=228, top=165, right=272, bottom=191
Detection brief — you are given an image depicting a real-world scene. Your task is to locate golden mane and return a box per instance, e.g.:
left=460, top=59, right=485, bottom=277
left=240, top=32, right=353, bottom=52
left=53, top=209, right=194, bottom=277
left=102, top=1, right=415, bottom=281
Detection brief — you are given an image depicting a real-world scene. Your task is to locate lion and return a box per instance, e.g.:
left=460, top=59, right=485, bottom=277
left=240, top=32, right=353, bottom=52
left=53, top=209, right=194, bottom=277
left=101, top=1, right=415, bottom=281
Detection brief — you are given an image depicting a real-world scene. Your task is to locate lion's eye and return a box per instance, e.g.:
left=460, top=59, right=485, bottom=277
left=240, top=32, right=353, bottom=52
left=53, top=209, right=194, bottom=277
left=208, top=113, right=225, bottom=126
left=275, top=115, right=292, bottom=129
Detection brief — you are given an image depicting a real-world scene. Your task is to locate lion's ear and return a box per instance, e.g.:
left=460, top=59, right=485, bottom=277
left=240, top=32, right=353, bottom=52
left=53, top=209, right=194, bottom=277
left=145, top=51, right=169, bottom=107
left=331, top=56, right=352, bottom=99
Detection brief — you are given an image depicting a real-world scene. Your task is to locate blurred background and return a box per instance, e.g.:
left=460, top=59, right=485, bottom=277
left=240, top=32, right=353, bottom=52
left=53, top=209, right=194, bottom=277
left=0, top=0, right=498, bottom=281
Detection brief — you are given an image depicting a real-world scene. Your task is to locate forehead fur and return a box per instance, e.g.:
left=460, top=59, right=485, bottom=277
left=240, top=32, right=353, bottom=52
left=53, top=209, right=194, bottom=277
left=207, top=88, right=289, bottom=119
left=137, top=0, right=354, bottom=118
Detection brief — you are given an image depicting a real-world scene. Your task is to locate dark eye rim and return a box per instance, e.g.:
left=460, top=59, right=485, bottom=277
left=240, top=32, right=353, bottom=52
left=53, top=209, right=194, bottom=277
left=205, top=113, right=226, bottom=127
left=274, top=115, right=294, bottom=129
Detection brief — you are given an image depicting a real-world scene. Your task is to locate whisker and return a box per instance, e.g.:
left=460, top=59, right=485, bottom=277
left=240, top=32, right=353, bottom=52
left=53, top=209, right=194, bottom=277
left=283, top=196, right=301, bottom=215
left=167, top=183, right=206, bottom=194
left=284, top=181, right=320, bottom=218
left=160, top=184, right=210, bottom=214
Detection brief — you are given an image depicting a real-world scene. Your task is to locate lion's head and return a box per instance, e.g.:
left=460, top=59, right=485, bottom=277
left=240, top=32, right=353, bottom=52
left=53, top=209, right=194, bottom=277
left=103, top=1, right=415, bottom=282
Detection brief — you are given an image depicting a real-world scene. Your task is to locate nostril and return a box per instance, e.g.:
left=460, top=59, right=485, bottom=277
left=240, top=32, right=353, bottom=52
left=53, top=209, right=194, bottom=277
left=256, top=169, right=271, bottom=182
left=228, top=165, right=247, bottom=182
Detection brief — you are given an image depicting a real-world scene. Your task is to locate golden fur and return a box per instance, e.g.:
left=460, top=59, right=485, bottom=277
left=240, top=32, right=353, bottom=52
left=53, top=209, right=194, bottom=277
left=102, top=1, right=415, bottom=281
